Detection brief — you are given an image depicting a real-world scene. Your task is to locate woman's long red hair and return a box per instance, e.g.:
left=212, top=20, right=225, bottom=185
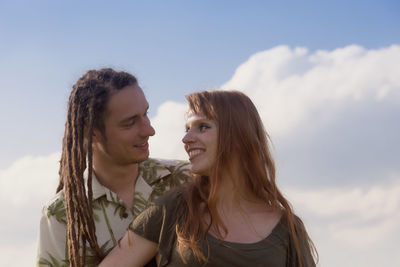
left=176, top=90, right=317, bottom=266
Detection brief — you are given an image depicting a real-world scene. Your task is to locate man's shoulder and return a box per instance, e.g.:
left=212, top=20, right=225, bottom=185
left=139, top=158, right=192, bottom=201
left=141, top=158, right=190, bottom=169
left=140, top=158, right=191, bottom=185
left=41, top=190, right=67, bottom=224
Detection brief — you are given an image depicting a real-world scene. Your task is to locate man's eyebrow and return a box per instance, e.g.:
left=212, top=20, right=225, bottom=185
left=119, top=106, right=149, bottom=124
left=119, top=114, right=138, bottom=124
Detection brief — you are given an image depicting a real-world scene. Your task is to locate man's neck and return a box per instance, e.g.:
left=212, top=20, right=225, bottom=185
left=92, top=158, right=140, bottom=211
left=92, top=159, right=140, bottom=197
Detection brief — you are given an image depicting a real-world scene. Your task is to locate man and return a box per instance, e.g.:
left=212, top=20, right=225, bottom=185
left=37, top=68, right=190, bottom=267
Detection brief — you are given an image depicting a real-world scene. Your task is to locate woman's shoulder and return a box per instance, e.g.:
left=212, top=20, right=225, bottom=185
left=131, top=189, right=185, bottom=237
left=153, top=187, right=186, bottom=209
left=279, top=211, right=305, bottom=227
left=272, top=212, right=308, bottom=240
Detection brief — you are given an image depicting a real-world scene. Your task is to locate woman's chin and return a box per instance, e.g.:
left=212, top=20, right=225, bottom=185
left=190, top=166, right=210, bottom=177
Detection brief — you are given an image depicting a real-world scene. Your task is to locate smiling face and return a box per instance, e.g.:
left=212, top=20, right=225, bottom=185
left=182, top=113, right=218, bottom=176
left=92, top=85, right=155, bottom=166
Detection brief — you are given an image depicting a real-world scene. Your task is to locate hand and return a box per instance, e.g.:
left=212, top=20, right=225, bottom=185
left=99, top=230, right=158, bottom=267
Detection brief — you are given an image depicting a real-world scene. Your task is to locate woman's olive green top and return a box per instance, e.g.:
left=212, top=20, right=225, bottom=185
left=130, top=190, right=315, bottom=267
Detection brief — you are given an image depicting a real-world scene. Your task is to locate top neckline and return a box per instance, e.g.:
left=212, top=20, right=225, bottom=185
left=205, top=216, right=286, bottom=249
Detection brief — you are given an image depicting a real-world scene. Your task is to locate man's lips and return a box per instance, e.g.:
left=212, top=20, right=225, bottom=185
left=134, top=142, right=149, bottom=151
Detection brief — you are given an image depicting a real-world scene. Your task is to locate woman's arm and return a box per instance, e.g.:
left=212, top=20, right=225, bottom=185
left=99, top=230, right=158, bottom=267
left=101, top=190, right=183, bottom=267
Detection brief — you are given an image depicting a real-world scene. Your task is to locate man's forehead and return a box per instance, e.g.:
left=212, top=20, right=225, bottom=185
left=105, top=85, right=148, bottom=118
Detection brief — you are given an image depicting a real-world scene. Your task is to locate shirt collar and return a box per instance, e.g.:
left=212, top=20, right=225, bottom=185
left=138, top=158, right=173, bottom=185
left=84, top=171, right=108, bottom=200
left=84, top=158, right=173, bottom=200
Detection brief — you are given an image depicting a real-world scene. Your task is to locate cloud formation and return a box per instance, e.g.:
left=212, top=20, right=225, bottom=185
left=149, top=101, right=188, bottom=160
left=0, top=153, right=60, bottom=266
left=221, top=45, right=400, bottom=137
left=285, top=181, right=400, bottom=267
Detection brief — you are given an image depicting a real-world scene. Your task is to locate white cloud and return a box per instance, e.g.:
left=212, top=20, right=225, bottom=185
left=217, top=45, right=400, bottom=187
left=0, top=153, right=59, bottom=206
left=0, top=242, right=37, bottom=267
left=149, top=101, right=188, bottom=160
left=0, top=153, right=60, bottom=266
left=0, top=153, right=60, bottom=233
left=286, top=184, right=400, bottom=220
left=284, top=181, right=400, bottom=267
left=221, top=45, right=400, bottom=137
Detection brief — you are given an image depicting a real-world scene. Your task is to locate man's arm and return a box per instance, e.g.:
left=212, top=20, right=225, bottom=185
left=99, top=230, right=157, bottom=267
left=36, top=203, right=68, bottom=267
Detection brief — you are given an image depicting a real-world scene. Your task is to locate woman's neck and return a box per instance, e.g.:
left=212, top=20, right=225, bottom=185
left=213, top=170, right=265, bottom=213
left=206, top=172, right=279, bottom=243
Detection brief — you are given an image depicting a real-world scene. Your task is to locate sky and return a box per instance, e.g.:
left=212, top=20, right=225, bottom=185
left=0, top=1, right=399, bottom=266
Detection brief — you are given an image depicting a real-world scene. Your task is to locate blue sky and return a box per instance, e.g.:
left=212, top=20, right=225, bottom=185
left=0, top=1, right=399, bottom=266
left=1, top=0, right=399, bottom=168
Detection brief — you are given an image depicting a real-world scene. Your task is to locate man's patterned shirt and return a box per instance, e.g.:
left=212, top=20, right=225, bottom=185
left=37, top=158, right=191, bottom=267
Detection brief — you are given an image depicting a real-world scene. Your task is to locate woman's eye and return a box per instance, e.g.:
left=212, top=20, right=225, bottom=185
left=199, top=124, right=210, bottom=132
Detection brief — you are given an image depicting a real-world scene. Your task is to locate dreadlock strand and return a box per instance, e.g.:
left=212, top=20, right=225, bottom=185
left=57, top=106, right=74, bottom=193
left=82, top=105, right=104, bottom=259
left=65, top=164, right=80, bottom=267
left=81, top=233, right=86, bottom=266
left=73, top=100, right=85, bottom=176
left=67, top=102, right=85, bottom=267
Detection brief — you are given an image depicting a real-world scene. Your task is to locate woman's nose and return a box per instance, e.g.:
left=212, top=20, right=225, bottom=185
left=182, top=131, right=194, bottom=144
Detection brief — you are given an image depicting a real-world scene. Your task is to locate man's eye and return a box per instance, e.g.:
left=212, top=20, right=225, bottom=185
left=124, top=121, right=135, bottom=127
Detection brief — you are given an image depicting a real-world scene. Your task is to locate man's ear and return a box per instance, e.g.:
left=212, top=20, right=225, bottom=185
left=91, top=128, right=104, bottom=144
left=83, top=126, right=102, bottom=145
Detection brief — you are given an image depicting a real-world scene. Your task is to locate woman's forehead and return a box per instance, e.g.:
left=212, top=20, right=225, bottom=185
left=185, top=112, right=206, bottom=122
left=187, top=109, right=203, bottom=117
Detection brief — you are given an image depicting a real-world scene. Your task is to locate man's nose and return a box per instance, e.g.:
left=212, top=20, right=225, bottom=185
left=140, top=117, right=155, bottom=137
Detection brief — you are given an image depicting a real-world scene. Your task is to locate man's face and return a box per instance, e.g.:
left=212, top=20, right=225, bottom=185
left=93, top=85, right=155, bottom=165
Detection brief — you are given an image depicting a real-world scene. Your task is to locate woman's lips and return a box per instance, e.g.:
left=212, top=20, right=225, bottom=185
left=188, top=149, right=204, bottom=160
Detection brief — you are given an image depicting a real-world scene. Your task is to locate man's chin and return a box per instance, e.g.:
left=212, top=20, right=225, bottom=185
left=132, top=153, right=150, bottom=164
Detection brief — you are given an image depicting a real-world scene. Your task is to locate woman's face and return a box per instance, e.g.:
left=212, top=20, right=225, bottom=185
left=182, top=113, right=218, bottom=176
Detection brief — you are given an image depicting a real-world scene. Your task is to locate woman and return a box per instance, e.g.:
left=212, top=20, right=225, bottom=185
left=100, top=90, right=317, bottom=267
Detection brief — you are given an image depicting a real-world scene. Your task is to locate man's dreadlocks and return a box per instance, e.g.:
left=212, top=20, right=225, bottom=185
left=56, top=68, right=137, bottom=267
